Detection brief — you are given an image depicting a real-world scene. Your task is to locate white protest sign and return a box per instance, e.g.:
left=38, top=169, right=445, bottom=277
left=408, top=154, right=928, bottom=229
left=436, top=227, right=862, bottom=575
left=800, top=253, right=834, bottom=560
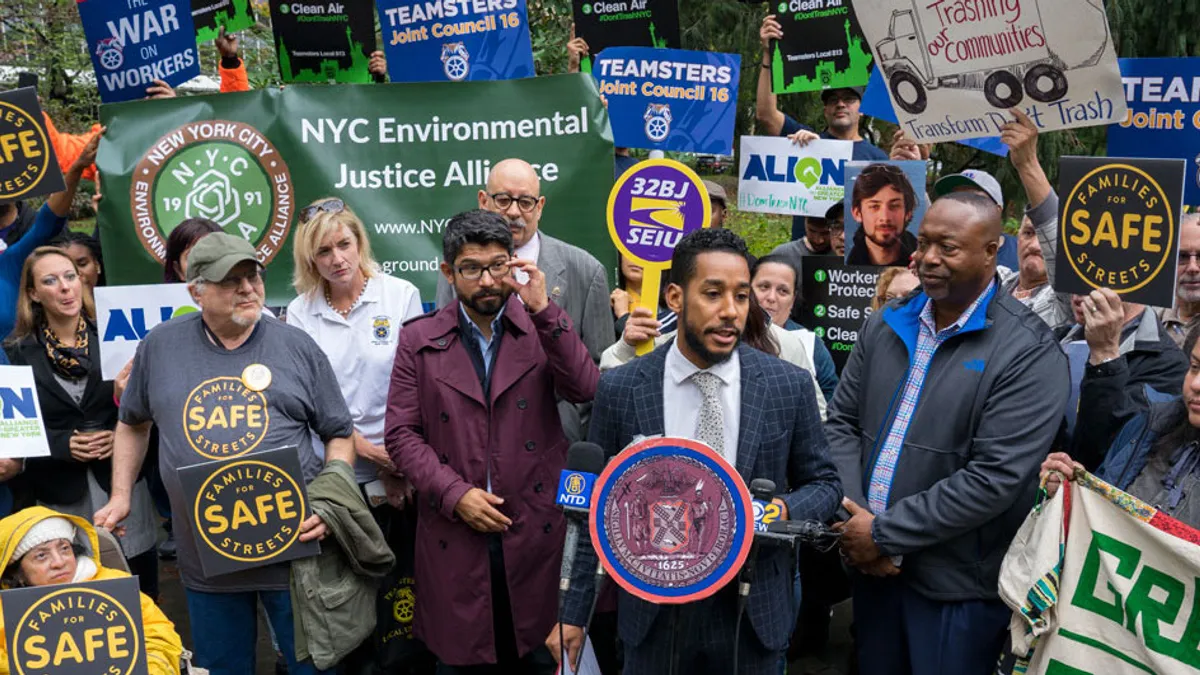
left=0, top=366, right=51, bottom=459
left=1002, top=472, right=1200, bottom=674
left=853, top=0, right=1127, bottom=143
left=96, top=284, right=196, bottom=380
left=737, top=136, right=854, bottom=217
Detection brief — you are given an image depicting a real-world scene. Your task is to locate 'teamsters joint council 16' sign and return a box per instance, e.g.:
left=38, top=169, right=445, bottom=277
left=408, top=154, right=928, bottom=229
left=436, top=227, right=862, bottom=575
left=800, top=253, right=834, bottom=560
left=1055, top=156, right=1186, bottom=307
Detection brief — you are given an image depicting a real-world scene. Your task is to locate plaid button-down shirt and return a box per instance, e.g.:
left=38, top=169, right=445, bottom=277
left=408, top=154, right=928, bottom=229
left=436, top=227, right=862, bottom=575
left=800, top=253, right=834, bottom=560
left=867, top=281, right=996, bottom=514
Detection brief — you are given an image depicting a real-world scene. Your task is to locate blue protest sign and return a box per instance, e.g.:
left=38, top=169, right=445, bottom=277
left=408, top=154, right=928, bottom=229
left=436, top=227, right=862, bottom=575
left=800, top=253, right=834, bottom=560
left=1108, top=58, right=1200, bottom=207
left=376, top=0, right=535, bottom=83
left=595, top=47, right=740, bottom=155
left=860, top=67, right=1008, bottom=158
left=78, top=0, right=200, bottom=104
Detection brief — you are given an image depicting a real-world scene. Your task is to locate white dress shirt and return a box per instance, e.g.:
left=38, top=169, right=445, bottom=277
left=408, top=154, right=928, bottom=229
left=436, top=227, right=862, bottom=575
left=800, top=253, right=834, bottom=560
left=286, top=272, right=424, bottom=483
left=663, top=339, right=741, bottom=466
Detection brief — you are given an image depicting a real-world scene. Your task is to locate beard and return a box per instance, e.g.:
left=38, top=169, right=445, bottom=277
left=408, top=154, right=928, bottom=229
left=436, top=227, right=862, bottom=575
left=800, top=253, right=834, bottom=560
left=461, top=287, right=509, bottom=317
left=1179, top=272, right=1200, bottom=303
left=680, top=303, right=739, bottom=367
left=867, top=223, right=900, bottom=247
left=230, top=294, right=263, bottom=327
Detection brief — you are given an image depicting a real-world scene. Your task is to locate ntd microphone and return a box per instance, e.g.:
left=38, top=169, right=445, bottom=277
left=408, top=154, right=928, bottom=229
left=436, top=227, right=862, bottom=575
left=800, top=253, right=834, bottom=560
left=557, top=442, right=606, bottom=598
left=556, top=445, right=602, bottom=512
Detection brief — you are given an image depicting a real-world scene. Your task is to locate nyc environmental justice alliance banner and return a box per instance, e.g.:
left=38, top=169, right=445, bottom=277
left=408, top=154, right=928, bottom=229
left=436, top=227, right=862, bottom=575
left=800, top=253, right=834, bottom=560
left=95, top=75, right=615, bottom=304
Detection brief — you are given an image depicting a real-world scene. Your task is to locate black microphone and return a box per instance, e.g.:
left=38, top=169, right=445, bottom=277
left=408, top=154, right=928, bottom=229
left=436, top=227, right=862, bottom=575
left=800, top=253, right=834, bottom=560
left=734, top=478, right=776, bottom=675
left=767, top=520, right=843, bottom=552
left=740, top=478, right=777, bottom=596
left=556, top=442, right=605, bottom=596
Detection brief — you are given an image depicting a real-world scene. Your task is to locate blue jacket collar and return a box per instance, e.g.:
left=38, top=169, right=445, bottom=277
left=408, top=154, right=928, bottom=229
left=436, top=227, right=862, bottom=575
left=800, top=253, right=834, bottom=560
left=881, top=278, right=999, bottom=360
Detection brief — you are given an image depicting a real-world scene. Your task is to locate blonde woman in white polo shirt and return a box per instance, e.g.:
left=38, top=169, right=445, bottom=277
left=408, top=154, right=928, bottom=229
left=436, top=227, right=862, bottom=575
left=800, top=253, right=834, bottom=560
left=287, top=198, right=424, bottom=501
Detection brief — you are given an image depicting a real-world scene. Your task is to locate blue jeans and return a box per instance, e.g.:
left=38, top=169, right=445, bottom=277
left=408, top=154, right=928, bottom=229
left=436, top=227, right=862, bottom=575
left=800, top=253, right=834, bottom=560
left=185, top=588, right=331, bottom=675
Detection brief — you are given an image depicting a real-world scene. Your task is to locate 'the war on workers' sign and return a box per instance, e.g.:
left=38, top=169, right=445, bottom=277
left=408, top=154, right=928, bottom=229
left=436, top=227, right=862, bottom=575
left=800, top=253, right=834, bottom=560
left=77, top=0, right=201, bottom=104
left=572, top=0, right=680, bottom=73
left=738, top=136, right=852, bottom=217
left=595, top=47, right=740, bottom=155
left=376, top=0, right=535, bottom=83
left=3, top=576, right=149, bottom=675
left=1055, top=156, right=1186, bottom=307
left=799, top=259, right=878, bottom=373
left=771, top=0, right=872, bottom=95
left=268, top=0, right=376, bottom=83
left=1108, top=58, right=1200, bottom=207
left=96, top=284, right=197, bottom=380
left=852, top=0, right=1126, bottom=143
left=0, top=366, right=51, bottom=459
left=179, top=446, right=320, bottom=577
left=191, top=0, right=256, bottom=44
left=0, top=87, right=66, bottom=202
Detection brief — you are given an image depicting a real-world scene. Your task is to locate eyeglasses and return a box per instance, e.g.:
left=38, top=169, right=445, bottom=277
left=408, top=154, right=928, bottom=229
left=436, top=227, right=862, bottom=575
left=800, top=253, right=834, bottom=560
left=1180, top=251, right=1200, bottom=265
left=300, top=199, right=345, bottom=224
left=456, top=261, right=511, bottom=281
left=489, top=193, right=540, bottom=213
left=217, top=269, right=264, bottom=290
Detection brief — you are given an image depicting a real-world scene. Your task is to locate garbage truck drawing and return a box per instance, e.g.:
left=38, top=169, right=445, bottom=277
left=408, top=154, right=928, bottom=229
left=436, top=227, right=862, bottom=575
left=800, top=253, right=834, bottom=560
left=874, top=0, right=1111, bottom=114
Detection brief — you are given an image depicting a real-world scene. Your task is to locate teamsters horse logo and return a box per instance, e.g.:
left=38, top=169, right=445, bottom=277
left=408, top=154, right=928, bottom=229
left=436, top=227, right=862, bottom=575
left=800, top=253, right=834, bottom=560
left=130, top=120, right=294, bottom=267
left=643, top=103, right=672, bottom=143
left=441, top=42, right=470, bottom=81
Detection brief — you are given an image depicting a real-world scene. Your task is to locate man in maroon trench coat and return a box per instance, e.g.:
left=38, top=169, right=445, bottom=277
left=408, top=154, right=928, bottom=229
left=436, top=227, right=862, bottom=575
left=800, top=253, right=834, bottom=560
left=385, top=210, right=600, bottom=671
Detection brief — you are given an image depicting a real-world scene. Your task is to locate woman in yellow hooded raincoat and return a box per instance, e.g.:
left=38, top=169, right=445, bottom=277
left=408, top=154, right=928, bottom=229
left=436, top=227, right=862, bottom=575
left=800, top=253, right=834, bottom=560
left=0, top=506, right=182, bottom=674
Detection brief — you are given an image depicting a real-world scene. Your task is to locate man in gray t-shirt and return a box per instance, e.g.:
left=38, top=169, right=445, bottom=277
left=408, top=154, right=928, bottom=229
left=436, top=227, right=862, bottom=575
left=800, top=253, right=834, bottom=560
left=96, top=233, right=354, bottom=675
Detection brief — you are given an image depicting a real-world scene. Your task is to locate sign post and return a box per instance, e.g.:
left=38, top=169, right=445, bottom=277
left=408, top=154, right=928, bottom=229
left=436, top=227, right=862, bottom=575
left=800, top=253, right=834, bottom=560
left=606, top=159, right=710, bottom=355
left=95, top=284, right=198, bottom=380
left=1055, top=156, right=1186, bottom=306
left=738, top=135, right=852, bottom=217
left=770, top=2, right=872, bottom=94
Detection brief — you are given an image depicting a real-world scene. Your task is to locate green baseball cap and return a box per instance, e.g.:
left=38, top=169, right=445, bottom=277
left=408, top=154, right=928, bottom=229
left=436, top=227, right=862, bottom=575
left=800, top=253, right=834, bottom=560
left=186, top=232, right=259, bottom=283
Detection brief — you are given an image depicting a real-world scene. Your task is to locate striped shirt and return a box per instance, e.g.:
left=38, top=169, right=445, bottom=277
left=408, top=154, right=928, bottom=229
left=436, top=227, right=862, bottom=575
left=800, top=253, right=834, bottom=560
left=867, top=281, right=996, bottom=514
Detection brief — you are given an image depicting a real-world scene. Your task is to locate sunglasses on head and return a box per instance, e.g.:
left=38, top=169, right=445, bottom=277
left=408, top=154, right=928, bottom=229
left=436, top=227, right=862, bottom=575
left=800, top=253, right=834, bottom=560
left=300, top=199, right=345, bottom=224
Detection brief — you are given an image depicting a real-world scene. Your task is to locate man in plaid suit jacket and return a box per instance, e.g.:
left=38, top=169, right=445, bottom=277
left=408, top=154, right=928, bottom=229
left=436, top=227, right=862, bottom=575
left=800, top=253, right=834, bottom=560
left=549, top=229, right=841, bottom=674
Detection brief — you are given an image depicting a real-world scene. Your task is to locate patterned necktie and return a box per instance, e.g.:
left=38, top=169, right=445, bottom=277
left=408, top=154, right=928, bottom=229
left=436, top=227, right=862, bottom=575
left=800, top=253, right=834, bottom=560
left=690, top=371, right=725, bottom=455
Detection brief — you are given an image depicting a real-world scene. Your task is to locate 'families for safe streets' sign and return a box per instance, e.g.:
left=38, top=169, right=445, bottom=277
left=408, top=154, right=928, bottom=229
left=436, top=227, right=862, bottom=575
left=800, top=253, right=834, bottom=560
left=377, top=0, right=535, bottom=83
left=0, top=87, right=65, bottom=202
left=1055, top=156, right=1186, bottom=307
left=0, top=366, right=52, bottom=459
left=771, top=0, right=872, bottom=95
left=2, top=576, right=148, bottom=675
left=77, top=0, right=201, bottom=104
left=798, top=258, right=878, bottom=373
left=738, top=135, right=852, bottom=217
left=191, top=0, right=256, bottom=44
left=269, top=0, right=376, bottom=83
left=572, top=0, right=680, bottom=72
left=595, top=47, right=740, bottom=155
left=852, top=0, right=1126, bottom=143
left=94, top=74, right=615, bottom=305
left=1108, top=58, right=1200, bottom=208
left=179, top=446, right=320, bottom=577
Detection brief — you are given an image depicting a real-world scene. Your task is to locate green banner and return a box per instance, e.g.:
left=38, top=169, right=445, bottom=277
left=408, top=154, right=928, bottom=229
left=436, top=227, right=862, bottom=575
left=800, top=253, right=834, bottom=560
left=96, top=75, right=616, bottom=304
